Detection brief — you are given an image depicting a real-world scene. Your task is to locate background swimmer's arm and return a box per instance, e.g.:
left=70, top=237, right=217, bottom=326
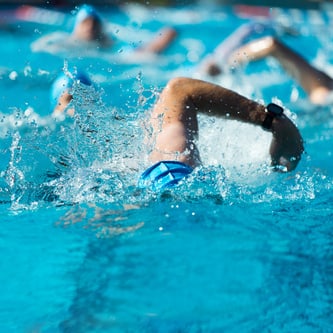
left=201, top=22, right=273, bottom=77
left=227, top=36, right=275, bottom=65
left=136, top=27, right=177, bottom=54
left=229, top=36, right=333, bottom=104
left=269, top=38, right=333, bottom=104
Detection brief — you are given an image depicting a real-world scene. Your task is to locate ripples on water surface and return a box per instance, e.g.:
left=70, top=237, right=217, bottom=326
left=0, top=3, right=333, bottom=332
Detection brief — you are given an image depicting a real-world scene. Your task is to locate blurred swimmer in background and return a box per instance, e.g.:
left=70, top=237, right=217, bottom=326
left=198, top=21, right=298, bottom=76
left=50, top=69, right=92, bottom=116
left=71, top=4, right=110, bottom=46
left=31, top=4, right=177, bottom=55
left=199, top=21, right=333, bottom=106
left=222, top=36, right=333, bottom=106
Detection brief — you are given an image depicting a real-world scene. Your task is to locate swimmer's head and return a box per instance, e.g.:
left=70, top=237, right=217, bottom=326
left=74, top=4, right=101, bottom=27
left=138, top=161, right=193, bottom=192
left=50, top=71, right=92, bottom=113
left=73, top=4, right=103, bottom=41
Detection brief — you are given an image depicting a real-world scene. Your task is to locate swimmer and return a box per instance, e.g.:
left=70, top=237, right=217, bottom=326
left=31, top=4, right=177, bottom=55
left=50, top=70, right=92, bottom=116
left=201, top=27, right=333, bottom=106
left=71, top=4, right=111, bottom=46
left=139, top=77, right=304, bottom=191
left=31, top=4, right=111, bottom=53
left=198, top=21, right=284, bottom=77
left=51, top=75, right=304, bottom=190
left=72, top=4, right=177, bottom=53
left=225, top=36, right=333, bottom=105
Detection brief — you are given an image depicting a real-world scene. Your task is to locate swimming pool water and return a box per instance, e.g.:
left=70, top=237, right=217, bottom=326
left=1, top=3, right=333, bottom=332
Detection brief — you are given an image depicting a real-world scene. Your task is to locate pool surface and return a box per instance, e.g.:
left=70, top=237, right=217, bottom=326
left=1, top=3, right=333, bottom=332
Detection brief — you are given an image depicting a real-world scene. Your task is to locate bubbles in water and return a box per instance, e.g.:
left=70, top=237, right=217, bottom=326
left=9, top=71, right=18, bottom=80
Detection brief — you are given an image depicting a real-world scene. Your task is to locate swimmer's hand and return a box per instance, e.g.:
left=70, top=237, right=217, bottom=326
left=269, top=116, right=304, bottom=172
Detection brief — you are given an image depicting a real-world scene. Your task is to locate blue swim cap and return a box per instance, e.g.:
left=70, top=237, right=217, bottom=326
left=138, top=161, right=193, bottom=191
left=50, top=71, right=92, bottom=112
left=74, top=4, right=101, bottom=29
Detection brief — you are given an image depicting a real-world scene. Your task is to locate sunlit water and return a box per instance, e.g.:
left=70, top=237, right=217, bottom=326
left=0, top=3, right=333, bottom=332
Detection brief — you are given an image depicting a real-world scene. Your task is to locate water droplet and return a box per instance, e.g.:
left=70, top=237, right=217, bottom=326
left=9, top=71, right=18, bottom=80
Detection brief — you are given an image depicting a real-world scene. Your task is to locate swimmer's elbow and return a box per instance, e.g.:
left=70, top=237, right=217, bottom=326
left=165, top=77, right=194, bottom=95
left=166, top=77, right=191, bottom=88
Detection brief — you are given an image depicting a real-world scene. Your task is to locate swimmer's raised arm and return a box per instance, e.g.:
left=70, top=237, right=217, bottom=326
left=228, top=36, right=333, bottom=105
left=136, top=27, right=177, bottom=54
left=200, top=22, right=274, bottom=77
left=149, top=77, right=304, bottom=171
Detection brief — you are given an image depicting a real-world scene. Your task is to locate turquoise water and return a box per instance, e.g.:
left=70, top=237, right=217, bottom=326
left=1, top=3, right=333, bottom=332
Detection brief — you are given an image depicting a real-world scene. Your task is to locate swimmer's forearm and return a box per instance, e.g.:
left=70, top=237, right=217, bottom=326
left=228, top=36, right=276, bottom=66
left=271, top=38, right=333, bottom=96
left=137, top=27, right=177, bottom=54
left=231, top=37, right=333, bottom=99
left=192, top=78, right=304, bottom=171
